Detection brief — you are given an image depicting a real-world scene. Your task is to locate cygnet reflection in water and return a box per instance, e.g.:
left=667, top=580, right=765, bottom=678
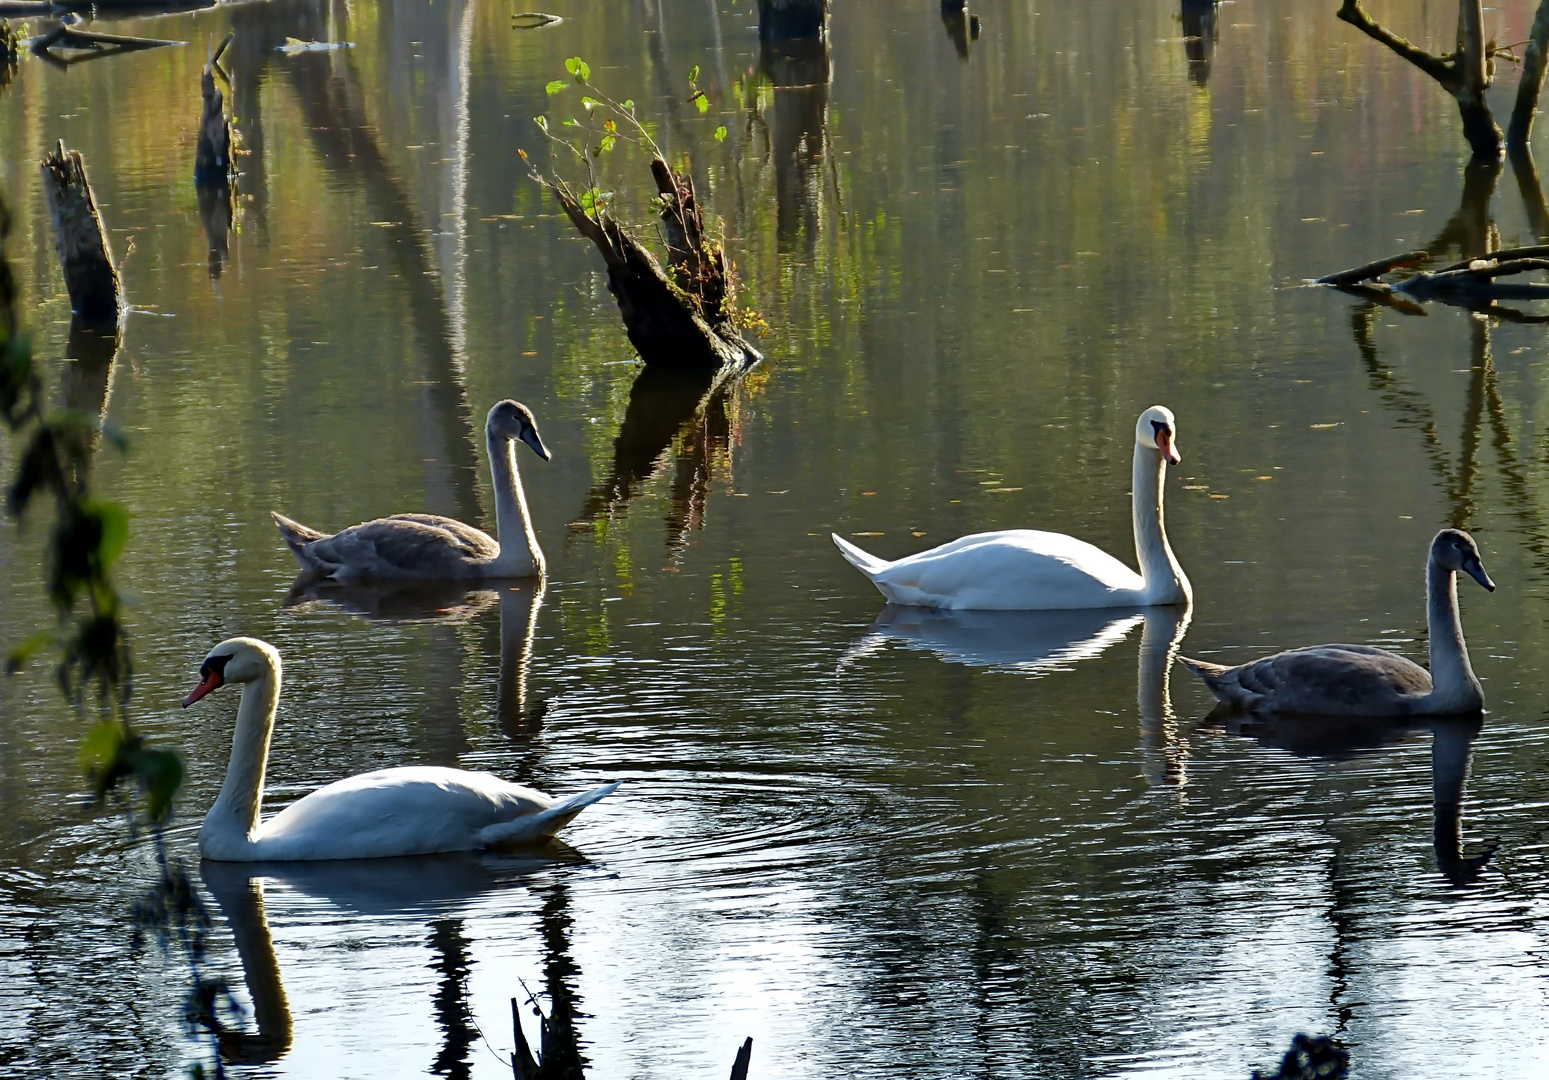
left=1205, top=711, right=1498, bottom=885
left=282, top=576, right=549, bottom=740
left=200, top=846, right=583, bottom=1067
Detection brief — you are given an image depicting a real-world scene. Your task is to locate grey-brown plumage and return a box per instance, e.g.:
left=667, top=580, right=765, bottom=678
left=1178, top=529, right=1495, bottom=717
left=273, top=401, right=550, bottom=581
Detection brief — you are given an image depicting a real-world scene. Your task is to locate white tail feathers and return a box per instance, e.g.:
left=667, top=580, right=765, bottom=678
left=831, top=533, right=889, bottom=577
left=477, top=781, right=620, bottom=848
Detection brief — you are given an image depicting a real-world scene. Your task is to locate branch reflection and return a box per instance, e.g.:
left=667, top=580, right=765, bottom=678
left=201, top=848, right=585, bottom=1072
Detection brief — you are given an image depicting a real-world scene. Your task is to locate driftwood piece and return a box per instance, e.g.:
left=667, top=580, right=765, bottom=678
left=30, top=25, right=184, bottom=65
left=549, top=160, right=758, bottom=374
left=1435, top=243, right=1549, bottom=272
left=758, top=0, right=827, bottom=40
left=40, top=141, right=121, bottom=323
left=729, top=1037, right=753, bottom=1080
left=1397, top=256, right=1549, bottom=300
left=1314, top=249, right=1428, bottom=286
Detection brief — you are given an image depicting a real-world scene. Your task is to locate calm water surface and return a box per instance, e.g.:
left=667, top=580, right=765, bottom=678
left=6, top=0, right=1549, bottom=1075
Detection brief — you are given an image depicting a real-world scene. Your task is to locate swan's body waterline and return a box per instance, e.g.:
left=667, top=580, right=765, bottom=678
left=1179, top=529, right=1495, bottom=717
left=186, top=638, right=617, bottom=861
left=272, top=400, right=549, bottom=581
left=832, top=406, right=1191, bottom=610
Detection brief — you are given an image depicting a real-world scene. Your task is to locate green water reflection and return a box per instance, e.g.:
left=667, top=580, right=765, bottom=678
left=6, top=0, right=1549, bottom=1076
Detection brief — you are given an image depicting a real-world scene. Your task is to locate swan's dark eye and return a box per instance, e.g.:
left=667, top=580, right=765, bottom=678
left=201, top=653, right=233, bottom=679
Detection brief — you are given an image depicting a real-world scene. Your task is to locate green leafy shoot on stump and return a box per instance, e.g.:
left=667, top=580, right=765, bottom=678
left=522, top=56, right=763, bottom=333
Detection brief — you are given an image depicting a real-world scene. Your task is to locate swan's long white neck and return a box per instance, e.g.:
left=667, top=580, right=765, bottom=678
left=488, top=427, right=544, bottom=577
left=1132, top=441, right=1190, bottom=605
left=1425, top=558, right=1483, bottom=711
left=203, top=665, right=280, bottom=849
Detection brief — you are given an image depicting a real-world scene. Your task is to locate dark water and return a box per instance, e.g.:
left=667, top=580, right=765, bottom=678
left=6, top=0, right=1549, bottom=1075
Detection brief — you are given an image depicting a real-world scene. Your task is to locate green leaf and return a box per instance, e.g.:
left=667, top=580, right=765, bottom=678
left=714, top=125, right=727, bottom=143
left=565, top=56, right=590, bottom=83
left=134, top=747, right=184, bottom=823
left=687, top=64, right=700, bottom=86
left=534, top=115, right=548, bottom=132
left=6, top=628, right=55, bottom=673
left=79, top=720, right=123, bottom=780
left=599, top=134, right=617, bottom=154
left=85, top=499, right=129, bottom=569
left=545, top=79, right=567, bottom=95
left=562, top=117, right=581, bottom=128
left=581, top=95, right=599, bottom=113
left=695, top=92, right=710, bottom=115
left=621, top=99, right=634, bottom=112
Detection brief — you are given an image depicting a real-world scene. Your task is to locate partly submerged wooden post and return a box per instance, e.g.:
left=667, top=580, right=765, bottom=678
left=39, top=141, right=122, bottom=323
left=758, top=0, right=828, bottom=40
left=194, top=65, right=234, bottom=185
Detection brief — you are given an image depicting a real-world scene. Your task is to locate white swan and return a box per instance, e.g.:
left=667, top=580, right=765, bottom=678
left=272, top=400, right=549, bottom=581
left=184, top=638, right=618, bottom=861
left=1179, top=529, right=1495, bottom=716
left=832, top=406, right=1191, bottom=610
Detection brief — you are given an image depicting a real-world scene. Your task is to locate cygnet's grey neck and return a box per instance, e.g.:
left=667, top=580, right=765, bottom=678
left=1425, top=557, right=1482, bottom=712
left=1132, top=441, right=1190, bottom=605
left=488, top=427, right=544, bottom=577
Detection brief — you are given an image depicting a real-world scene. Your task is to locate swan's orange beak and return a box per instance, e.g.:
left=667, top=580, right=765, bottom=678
left=1157, top=428, right=1181, bottom=466
left=183, top=669, right=223, bottom=707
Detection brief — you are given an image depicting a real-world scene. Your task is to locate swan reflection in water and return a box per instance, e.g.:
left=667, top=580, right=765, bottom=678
left=845, top=605, right=1195, bottom=784
left=1207, top=711, right=1497, bottom=884
left=200, top=846, right=585, bottom=1068
left=283, top=575, right=548, bottom=742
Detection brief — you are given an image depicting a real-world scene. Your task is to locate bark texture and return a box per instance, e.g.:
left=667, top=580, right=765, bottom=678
left=758, top=0, right=828, bottom=40
left=40, top=141, right=121, bottom=323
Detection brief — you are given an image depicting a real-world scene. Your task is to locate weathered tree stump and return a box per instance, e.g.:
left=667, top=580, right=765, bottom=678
left=551, top=158, right=758, bottom=373
left=1, top=19, right=18, bottom=87
left=194, top=48, right=234, bottom=185
left=758, top=0, right=827, bottom=41
left=40, top=141, right=121, bottom=323
left=729, top=1037, right=753, bottom=1080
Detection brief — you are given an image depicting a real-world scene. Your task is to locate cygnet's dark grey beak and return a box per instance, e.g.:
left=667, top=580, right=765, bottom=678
left=520, top=426, right=551, bottom=461
left=1464, top=557, right=1495, bottom=592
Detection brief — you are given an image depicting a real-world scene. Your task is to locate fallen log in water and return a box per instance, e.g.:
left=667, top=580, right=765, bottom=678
left=39, top=140, right=121, bottom=323
left=1314, top=249, right=1428, bottom=286
left=30, top=24, right=184, bottom=65
left=1397, top=256, right=1549, bottom=300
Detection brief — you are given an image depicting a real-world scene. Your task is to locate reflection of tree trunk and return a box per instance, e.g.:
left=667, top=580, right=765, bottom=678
left=429, top=918, right=478, bottom=1079
left=59, top=319, right=119, bottom=424
left=1137, top=605, right=1192, bottom=788
left=1430, top=716, right=1496, bottom=884
left=667, top=386, right=733, bottom=556
left=760, top=38, right=829, bottom=252
left=576, top=366, right=724, bottom=523
left=1181, top=0, right=1218, bottom=86
left=1509, top=146, right=1549, bottom=239
left=200, top=865, right=294, bottom=1065
left=513, top=881, right=586, bottom=1079
left=286, top=52, right=481, bottom=521
left=197, top=182, right=233, bottom=280
left=1427, top=159, right=1500, bottom=260
left=939, top=2, right=977, bottom=59
left=758, top=0, right=828, bottom=41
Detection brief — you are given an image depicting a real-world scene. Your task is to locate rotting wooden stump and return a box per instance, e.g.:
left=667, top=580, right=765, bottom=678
left=758, top=0, right=827, bottom=40
left=551, top=158, right=759, bottom=374
left=40, top=140, right=121, bottom=323
left=194, top=38, right=235, bottom=185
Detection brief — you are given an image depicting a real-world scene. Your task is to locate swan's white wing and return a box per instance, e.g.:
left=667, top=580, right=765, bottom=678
left=253, top=767, right=552, bottom=860
left=868, top=530, right=1145, bottom=610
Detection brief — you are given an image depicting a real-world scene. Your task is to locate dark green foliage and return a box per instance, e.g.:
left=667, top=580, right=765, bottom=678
left=0, top=191, right=180, bottom=819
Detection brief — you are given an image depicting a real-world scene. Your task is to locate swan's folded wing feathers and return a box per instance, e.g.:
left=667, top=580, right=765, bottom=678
left=888, top=531, right=1145, bottom=610
left=308, top=517, right=498, bottom=577
left=256, top=767, right=552, bottom=859
left=1226, top=645, right=1431, bottom=713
